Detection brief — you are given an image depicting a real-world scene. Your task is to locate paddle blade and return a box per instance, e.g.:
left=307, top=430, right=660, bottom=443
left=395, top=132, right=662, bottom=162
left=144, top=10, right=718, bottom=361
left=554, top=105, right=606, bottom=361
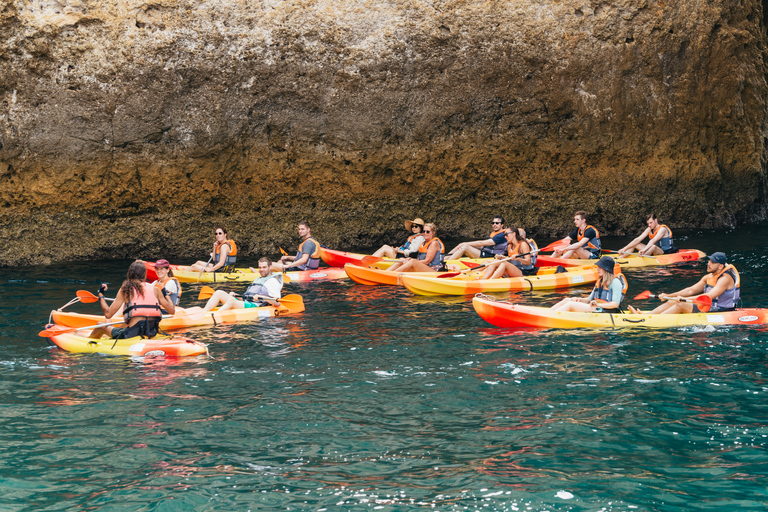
left=197, top=286, right=216, bottom=300
left=281, top=273, right=292, bottom=284
left=437, top=272, right=461, bottom=279
left=361, top=256, right=384, bottom=267
left=39, top=325, right=74, bottom=337
left=458, top=261, right=481, bottom=269
left=76, top=290, right=100, bottom=303
left=540, top=239, right=569, bottom=252
left=694, top=295, right=712, bottom=312
left=279, top=246, right=289, bottom=256
left=633, top=290, right=653, bottom=300
left=278, top=294, right=304, bottom=311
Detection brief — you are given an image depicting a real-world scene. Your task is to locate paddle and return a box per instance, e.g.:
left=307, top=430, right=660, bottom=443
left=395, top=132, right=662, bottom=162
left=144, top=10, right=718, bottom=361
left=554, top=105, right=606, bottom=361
left=602, top=249, right=657, bottom=259
left=197, top=256, right=213, bottom=284
left=361, top=255, right=384, bottom=267
left=437, top=249, right=542, bottom=278
left=633, top=290, right=712, bottom=312
left=196, top=286, right=304, bottom=311
left=76, top=290, right=115, bottom=303
left=39, top=315, right=173, bottom=338
left=540, top=239, right=570, bottom=252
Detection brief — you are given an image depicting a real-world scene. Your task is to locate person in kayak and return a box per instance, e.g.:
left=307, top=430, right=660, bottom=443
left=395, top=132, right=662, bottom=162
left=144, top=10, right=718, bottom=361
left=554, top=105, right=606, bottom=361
left=552, top=211, right=602, bottom=259
left=151, top=259, right=181, bottom=307
left=188, top=227, right=238, bottom=273
left=479, top=227, right=536, bottom=279
left=202, top=257, right=284, bottom=311
left=629, top=252, right=740, bottom=314
left=372, top=217, right=426, bottom=259
left=386, top=223, right=445, bottom=272
left=273, top=220, right=321, bottom=271
left=618, top=214, right=677, bottom=256
left=89, top=260, right=176, bottom=339
left=550, top=256, right=625, bottom=313
left=444, top=215, right=508, bottom=260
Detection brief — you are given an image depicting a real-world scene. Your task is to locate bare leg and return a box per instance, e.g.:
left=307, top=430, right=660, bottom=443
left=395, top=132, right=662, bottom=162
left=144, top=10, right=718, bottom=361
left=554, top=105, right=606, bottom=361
left=203, top=290, right=235, bottom=312
left=563, top=247, right=595, bottom=259
left=373, top=245, right=397, bottom=259
left=387, top=258, right=412, bottom=272
left=446, top=243, right=483, bottom=260
left=654, top=301, right=694, bottom=315
left=89, top=325, right=117, bottom=339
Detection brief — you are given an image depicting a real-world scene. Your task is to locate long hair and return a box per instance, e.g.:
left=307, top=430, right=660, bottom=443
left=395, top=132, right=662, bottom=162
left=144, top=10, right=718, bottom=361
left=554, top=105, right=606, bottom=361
left=121, top=261, right=148, bottom=302
left=598, top=268, right=615, bottom=290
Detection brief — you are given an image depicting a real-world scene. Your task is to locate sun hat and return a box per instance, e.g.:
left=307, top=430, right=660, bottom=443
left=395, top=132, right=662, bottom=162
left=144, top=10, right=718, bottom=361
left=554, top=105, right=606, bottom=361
left=155, top=259, right=170, bottom=268
left=708, top=252, right=727, bottom=265
left=404, top=218, right=425, bottom=230
left=596, top=255, right=615, bottom=273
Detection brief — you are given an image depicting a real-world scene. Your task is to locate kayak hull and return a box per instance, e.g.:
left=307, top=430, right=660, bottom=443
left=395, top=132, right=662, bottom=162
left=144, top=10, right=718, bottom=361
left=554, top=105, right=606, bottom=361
left=472, top=297, right=768, bottom=329
left=47, top=331, right=208, bottom=356
left=51, top=302, right=302, bottom=331
left=537, top=249, right=705, bottom=268
left=143, top=261, right=347, bottom=283
left=321, top=248, right=491, bottom=271
left=343, top=263, right=457, bottom=286
left=400, top=265, right=602, bottom=296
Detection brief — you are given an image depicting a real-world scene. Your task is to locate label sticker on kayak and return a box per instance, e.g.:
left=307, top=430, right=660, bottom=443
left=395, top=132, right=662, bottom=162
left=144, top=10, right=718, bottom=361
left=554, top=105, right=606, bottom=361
left=129, top=343, right=146, bottom=352
left=738, top=315, right=759, bottom=322
left=309, top=273, right=328, bottom=278
left=706, top=315, right=725, bottom=323
left=572, top=275, right=584, bottom=283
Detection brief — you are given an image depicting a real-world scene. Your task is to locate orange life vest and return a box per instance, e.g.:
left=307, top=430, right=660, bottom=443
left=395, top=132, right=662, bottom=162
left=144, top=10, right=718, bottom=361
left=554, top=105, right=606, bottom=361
left=577, top=225, right=602, bottom=252
left=418, top=237, right=445, bottom=268
left=123, top=282, right=163, bottom=321
left=214, top=239, right=238, bottom=267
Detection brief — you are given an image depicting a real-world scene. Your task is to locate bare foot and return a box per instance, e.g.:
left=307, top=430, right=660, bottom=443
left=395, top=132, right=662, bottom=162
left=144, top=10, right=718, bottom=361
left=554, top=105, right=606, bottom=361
left=628, top=305, right=643, bottom=314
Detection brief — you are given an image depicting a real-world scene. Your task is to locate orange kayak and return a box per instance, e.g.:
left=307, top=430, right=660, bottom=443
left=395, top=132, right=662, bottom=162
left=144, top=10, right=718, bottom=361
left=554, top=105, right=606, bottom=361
left=472, top=296, right=768, bottom=329
left=536, top=249, right=705, bottom=268
left=343, top=263, right=459, bottom=286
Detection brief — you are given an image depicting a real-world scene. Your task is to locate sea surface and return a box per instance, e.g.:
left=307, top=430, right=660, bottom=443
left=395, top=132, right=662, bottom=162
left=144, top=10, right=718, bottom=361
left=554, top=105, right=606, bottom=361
left=2, top=226, right=768, bottom=511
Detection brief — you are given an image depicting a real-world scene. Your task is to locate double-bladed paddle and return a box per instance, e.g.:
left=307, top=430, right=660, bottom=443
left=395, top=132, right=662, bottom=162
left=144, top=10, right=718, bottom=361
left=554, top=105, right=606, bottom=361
left=540, top=239, right=570, bottom=252
left=633, top=290, right=712, bottom=312
left=437, top=249, right=542, bottom=278
left=39, top=314, right=173, bottom=338
left=196, top=286, right=304, bottom=311
left=76, top=290, right=115, bottom=303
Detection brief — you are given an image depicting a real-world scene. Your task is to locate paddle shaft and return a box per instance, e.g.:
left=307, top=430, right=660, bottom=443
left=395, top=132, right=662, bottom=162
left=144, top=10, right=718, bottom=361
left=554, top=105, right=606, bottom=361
left=438, top=249, right=541, bottom=278
left=40, top=314, right=173, bottom=337
left=197, top=256, right=213, bottom=283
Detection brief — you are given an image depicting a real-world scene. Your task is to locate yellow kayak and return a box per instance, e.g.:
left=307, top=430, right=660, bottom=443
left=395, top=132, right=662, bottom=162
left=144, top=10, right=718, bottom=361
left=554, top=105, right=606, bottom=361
left=46, top=331, right=208, bottom=356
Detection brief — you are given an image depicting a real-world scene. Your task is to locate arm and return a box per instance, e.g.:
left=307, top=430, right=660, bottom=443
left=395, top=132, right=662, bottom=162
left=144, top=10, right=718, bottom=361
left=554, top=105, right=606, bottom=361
left=659, top=276, right=708, bottom=300
left=155, top=285, right=176, bottom=315
left=402, top=235, right=425, bottom=257
left=99, top=285, right=125, bottom=319
left=287, top=253, right=310, bottom=268
left=514, top=242, right=532, bottom=267
left=425, top=240, right=439, bottom=263
left=620, top=228, right=651, bottom=253
left=465, top=238, right=496, bottom=248
left=640, top=226, right=669, bottom=255
left=207, top=245, right=230, bottom=272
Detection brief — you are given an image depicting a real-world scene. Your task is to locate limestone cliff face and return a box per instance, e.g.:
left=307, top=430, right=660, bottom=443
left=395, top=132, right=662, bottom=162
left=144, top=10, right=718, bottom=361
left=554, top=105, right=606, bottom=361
left=0, top=0, right=766, bottom=265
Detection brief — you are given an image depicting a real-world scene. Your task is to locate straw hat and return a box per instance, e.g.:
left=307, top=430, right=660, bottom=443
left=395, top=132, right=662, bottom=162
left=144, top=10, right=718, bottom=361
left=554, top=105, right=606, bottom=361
left=404, top=218, right=425, bottom=230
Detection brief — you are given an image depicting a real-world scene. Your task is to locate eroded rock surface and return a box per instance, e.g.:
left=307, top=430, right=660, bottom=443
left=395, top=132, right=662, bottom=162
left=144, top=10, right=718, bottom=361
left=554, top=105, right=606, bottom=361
left=1, top=0, right=767, bottom=265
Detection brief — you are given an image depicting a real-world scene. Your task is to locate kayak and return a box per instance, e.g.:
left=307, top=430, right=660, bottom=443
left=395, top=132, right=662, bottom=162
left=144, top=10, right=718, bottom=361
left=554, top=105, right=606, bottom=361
left=46, top=330, right=208, bottom=356
left=536, top=249, right=706, bottom=268
left=143, top=261, right=347, bottom=283
left=343, top=263, right=462, bottom=286
left=400, top=265, right=605, bottom=296
left=472, top=296, right=768, bottom=329
left=51, top=301, right=302, bottom=331
left=321, top=248, right=491, bottom=271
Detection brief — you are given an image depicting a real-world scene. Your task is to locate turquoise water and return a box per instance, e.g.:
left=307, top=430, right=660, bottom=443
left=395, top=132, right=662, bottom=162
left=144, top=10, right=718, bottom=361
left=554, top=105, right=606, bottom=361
left=2, top=227, right=768, bottom=511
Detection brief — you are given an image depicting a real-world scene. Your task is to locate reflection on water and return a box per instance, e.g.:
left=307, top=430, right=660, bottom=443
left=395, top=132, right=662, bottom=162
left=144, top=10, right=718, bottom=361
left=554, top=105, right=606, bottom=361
left=1, top=231, right=768, bottom=510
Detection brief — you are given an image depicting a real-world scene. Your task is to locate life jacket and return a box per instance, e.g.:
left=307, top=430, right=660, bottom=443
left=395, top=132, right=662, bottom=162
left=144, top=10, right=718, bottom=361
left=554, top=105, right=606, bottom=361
left=577, top=225, right=601, bottom=256
left=296, top=237, right=321, bottom=270
left=214, top=240, right=238, bottom=271
left=649, top=224, right=674, bottom=252
left=153, top=277, right=181, bottom=306
left=402, top=233, right=424, bottom=253
left=527, top=238, right=539, bottom=267
left=123, top=282, right=163, bottom=321
left=592, top=273, right=628, bottom=311
left=507, top=240, right=535, bottom=271
left=481, top=229, right=508, bottom=256
left=243, top=273, right=283, bottom=301
left=418, top=237, right=445, bottom=269
left=704, top=264, right=740, bottom=310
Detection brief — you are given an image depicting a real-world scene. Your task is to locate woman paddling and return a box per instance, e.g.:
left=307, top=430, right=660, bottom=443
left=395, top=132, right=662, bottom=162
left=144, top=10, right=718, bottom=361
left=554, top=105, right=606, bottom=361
left=188, top=227, right=238, bottom=273
left=386, top=223, right=445, bottom=272
left=372, top=217, right=426, bottom=259
left=550, top=256, right=626, bottom=313
left=479, top=227, right=535, bottom=279
left=90, top=261, right=176, bottom=339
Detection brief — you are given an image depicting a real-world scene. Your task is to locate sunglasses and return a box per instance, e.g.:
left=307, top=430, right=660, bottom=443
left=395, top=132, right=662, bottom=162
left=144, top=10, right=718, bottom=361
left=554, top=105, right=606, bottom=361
left=215, top=231, right=224, bottom=235
left=412, top=225, right=421, bottom=229
left=424, top=230, right=432, bottom=233
left=492, top=221, right=502, bottom=225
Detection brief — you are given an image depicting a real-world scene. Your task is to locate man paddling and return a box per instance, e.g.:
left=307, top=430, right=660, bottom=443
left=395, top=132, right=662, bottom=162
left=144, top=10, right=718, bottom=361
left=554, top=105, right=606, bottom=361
left=202, top=257, right=283, bottom=312
left=618, top=213, right=677, bottom=256
left=551, top=210, right=602, bottom=259
left=273, top=220, right=320, bottom=271
left=445, top=215, right=508, bottom=260
left=629, top=252, right=739, bottom=314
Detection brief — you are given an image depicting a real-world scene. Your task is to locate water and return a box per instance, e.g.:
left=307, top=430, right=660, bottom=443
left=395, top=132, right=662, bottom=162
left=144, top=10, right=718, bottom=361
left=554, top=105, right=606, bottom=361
left=2, top=227, right=768, bottom=511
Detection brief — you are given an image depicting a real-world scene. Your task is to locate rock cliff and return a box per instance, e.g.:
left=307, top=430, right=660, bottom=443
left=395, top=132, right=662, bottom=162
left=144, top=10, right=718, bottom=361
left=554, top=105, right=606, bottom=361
left=1, top=0, right=767, bottom=265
